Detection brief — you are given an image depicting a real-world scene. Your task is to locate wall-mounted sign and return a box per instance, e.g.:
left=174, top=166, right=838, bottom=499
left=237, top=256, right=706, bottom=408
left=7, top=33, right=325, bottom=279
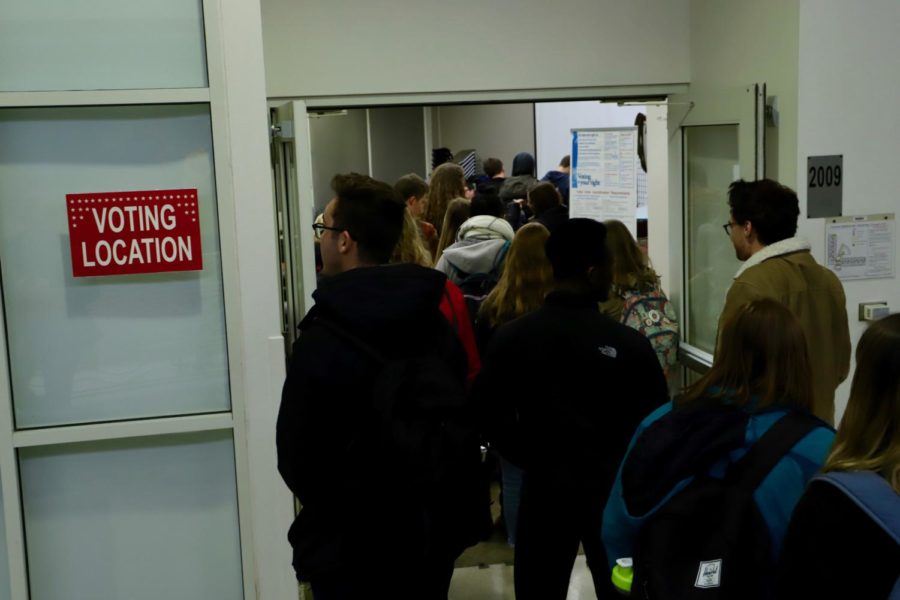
left=67, top=189, right=203, bottom=277
left=807, top=155, right=843, bottom=218
left=570, top=127, right=638, bottom=237
left=825, top=213, right=894, bottom=281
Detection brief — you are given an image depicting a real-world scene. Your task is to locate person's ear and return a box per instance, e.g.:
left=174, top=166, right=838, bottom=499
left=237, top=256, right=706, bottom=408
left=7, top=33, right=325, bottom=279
left=338, top=230, right=353, bottom=254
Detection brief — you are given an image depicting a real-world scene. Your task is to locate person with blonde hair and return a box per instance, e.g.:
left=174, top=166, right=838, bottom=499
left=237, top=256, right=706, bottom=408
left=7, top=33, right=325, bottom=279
left=391, top=207, right=433, bottom=268
left=477, top=222, right=553, bottom=350
left=426, top=163, right=467, bottom=236
left=777, top=313, right=900, bottom=599
left=434, top=198, right=470, bottom=262
left=474, top=222, right=553, bottom=548
left=603, top=298, right=833, bottom=599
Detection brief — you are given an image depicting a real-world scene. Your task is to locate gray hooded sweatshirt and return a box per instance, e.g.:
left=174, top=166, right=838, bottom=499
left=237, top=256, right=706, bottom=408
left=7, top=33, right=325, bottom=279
left=435, top=215, right=515, bottom=285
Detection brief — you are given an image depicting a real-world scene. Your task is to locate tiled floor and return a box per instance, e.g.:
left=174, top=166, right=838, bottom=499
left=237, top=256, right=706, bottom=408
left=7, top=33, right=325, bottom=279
left=449, top=555, right=598, bottom=600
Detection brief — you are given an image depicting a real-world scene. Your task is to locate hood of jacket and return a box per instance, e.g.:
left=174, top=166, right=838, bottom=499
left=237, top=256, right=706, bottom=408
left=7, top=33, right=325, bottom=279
left=499, top=175, right=539, bottom=201
left=457, top=214, right=515, bottom=242
left=541, top=170, right=569, bottom=187
left=303, top=263, right=447, bottom=346
left=441, top=238, right=509, bottom=276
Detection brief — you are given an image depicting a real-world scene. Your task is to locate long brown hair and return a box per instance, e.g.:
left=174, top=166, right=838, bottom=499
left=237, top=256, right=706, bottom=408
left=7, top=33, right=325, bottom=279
left=824, top=314, right=900, bottom=492
left=677, top=298, right=813, bottom=411
left=435, top=198, right=470, bottom=261
left=604, top=219, right=658, bottom=293
left=478, top=223, right=553, bottom=328
left=426, top=163, right=466, bottom=234
left=391, top=207, right=432, bottom=267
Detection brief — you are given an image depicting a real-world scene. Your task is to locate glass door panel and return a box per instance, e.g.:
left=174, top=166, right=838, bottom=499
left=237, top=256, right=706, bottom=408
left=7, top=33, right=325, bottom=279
left=0, top=105, right=230, bottom=428
left=683, top=125, right=742, bottom=354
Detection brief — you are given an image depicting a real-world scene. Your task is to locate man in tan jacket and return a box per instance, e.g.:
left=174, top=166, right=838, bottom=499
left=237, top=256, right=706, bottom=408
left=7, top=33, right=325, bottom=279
left=718, top=179, right=850, bottom=424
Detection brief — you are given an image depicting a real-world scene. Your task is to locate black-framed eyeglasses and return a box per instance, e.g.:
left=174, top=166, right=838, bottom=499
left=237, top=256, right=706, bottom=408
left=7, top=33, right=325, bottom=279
left=312, top=223, right=345, bottom=240
left=722, top=222, right=735, bottom=236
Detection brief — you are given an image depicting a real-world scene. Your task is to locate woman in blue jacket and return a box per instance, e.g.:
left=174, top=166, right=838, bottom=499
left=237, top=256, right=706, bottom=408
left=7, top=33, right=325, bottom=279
left=602, top=298, right=835, bottom=595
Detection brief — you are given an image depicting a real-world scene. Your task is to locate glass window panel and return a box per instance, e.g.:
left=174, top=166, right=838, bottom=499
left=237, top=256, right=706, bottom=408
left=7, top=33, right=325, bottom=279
left=683, top=125, right=742, bottom=354
left=0, top=0, right=207, bottom=92
left=19, top=431, right=243, bottom=600
left=0, top=105, right=230, bottom=428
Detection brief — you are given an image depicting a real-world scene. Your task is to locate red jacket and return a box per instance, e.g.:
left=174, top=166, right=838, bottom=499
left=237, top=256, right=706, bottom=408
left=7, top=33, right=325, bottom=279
left=439, top=280, right=481, bottom=388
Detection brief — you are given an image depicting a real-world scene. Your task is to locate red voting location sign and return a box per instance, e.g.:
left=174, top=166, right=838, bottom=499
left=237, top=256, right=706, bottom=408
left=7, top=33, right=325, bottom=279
left=67, top=189, right=203, bottom=277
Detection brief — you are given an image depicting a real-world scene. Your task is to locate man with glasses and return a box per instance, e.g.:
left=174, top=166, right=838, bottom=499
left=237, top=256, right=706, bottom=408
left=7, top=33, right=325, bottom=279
left=277, top=173, right=482, bottom=599
left=719, top=179, right=850, bottom=424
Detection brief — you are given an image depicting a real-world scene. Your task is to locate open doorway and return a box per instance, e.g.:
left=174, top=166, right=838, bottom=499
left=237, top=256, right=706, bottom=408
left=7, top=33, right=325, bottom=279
left=270, top=96, right=669, bottom=598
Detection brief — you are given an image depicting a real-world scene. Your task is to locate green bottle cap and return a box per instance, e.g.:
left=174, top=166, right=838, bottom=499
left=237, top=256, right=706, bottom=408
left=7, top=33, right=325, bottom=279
left=611, top=558, right=633, bottom=595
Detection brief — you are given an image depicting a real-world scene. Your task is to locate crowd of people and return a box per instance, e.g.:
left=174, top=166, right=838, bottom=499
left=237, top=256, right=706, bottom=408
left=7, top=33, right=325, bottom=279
left=276, top=160, right=899, bottom=600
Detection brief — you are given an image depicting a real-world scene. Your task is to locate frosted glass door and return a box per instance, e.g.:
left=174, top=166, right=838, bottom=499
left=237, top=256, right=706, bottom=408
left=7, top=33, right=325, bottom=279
left=0, top=0, right=207, bottom=92
left=19, top=432, right=243, bottom=600
left=0, top=105, right=230, bottom=428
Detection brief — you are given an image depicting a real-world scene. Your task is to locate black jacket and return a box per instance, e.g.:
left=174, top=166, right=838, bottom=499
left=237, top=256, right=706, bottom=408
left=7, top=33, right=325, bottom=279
left=276, top=264, right=467, bottom=581
left=777, top=477, right=900, bottom=599
left=474, top=289, right=668, bottom=492
left=534, top=204, right=569, bottom=235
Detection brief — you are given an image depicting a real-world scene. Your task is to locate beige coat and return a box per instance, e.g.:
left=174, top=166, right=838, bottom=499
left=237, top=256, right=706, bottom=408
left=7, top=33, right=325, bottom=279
left=718, top=237, right=851, bottom=424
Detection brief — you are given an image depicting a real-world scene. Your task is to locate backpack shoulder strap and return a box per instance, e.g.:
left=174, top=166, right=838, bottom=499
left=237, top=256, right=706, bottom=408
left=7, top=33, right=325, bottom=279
left=728, top=412, right=825, bottom=493
left=491, top=239, right=511, bottom=273
left=813, top=471, right=900, bottom=545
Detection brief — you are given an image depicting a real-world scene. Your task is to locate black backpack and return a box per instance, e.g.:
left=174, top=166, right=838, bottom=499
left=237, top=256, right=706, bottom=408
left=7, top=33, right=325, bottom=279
left=625, top=409, right=823, bottom=600
left=456, top=240, right=510, bottom=327
left=316, top=316, right=492, bottom=555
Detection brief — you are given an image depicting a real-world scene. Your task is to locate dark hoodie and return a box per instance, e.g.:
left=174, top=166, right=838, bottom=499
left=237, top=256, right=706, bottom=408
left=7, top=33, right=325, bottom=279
left=276, top=263, right=468, bottom=582
left=499, top=152, right=539, bottom=203
left=541, top=169, right=570, bottom=205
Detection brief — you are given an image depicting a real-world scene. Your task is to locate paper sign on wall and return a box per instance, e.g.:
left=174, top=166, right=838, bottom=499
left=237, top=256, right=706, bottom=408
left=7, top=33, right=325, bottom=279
left=67, top=189, right=203, bottom=278
left=569, top=127, right=638, bottom=236
left=825, top=213, right=894, bottom=281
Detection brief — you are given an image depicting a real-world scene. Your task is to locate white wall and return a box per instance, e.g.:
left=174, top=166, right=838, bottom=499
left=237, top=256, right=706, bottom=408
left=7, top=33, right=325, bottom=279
left=535, top=101, right=646, bottom=176
left=690, top=0, right=799, bottom=187
left=433, top=104, right=535, bottom=174
left=369, top=107, right=427, bottom=183
left=261, top=0, right=690, bottom=99
left=308, top=110, right=369, bottom=213
left=798, top=0, right=900, bottom=421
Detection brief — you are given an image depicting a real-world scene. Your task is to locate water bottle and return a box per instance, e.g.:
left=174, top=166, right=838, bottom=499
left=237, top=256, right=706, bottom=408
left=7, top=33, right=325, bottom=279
left=611, top=557, right=633, bottom=596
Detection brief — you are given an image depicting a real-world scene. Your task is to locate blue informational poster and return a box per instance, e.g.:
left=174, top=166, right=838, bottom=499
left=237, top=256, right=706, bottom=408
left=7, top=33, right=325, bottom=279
left=570, top=127, right=638, bottom=236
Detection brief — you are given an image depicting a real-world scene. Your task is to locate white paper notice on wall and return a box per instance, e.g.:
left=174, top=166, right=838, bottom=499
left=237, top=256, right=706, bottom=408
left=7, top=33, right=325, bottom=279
left=570, top=127, right=638, bottom=236
left=825, top=213, right=895, bottom=281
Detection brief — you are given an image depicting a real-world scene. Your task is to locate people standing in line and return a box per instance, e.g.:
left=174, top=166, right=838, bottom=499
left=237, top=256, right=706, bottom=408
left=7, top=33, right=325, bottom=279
left=499, top=152, right=539, bottom=231
left=435, top=193, right=514, bottom=288
left=475, top=219, right=668, bottom=600
left=719, top=179, right=850, bottom=424
left=602, top=299, right=834, bottom=599
left=435, top=198, right=471, bottom=262
left=540, top=154, right=571, bottom=206
left=277, top=173, right=482, bottom=600
left=777, top=313, right=900, bottom=599
left=473, top=221, right=554, bottom=547
left=527, top=182, right=569, bottom=235
left=426, top=162, right=468, bottom=239
left=394, top=173, right=438, bottom=258
left=477, top=157, right=506, bottom=196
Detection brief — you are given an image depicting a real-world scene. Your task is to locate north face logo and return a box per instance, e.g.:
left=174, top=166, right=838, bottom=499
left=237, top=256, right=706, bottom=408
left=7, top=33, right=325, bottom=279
left=695, top=559, right=722, bottom=588
left=598, top=345, right=617, bottom=358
